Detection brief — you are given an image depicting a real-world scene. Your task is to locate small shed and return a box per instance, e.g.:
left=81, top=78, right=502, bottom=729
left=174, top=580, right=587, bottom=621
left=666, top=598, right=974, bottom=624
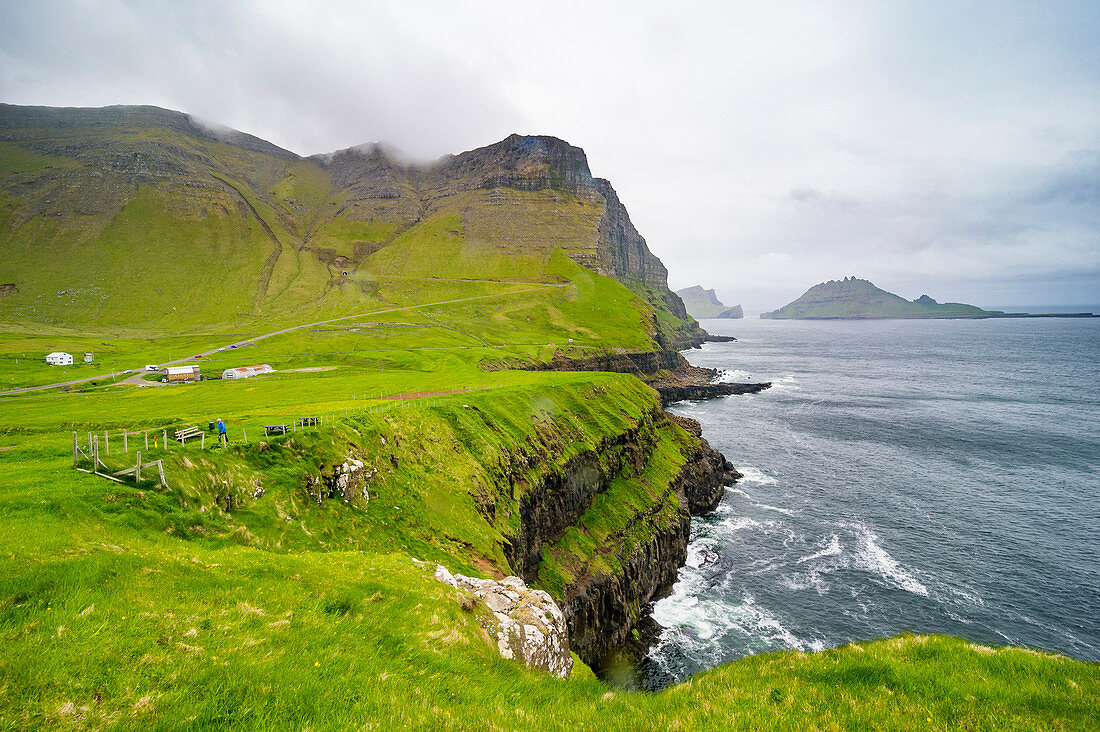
left=222, top=364, right=275, bottom=380
left=46, top=352, right=73, bottom=366
left=83, top=352, right=94, bottom=363
left=166, top=364, right=201, bottom=383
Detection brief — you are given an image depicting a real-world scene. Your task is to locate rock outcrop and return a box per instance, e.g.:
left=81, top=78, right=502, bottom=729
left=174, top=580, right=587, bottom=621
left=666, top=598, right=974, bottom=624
left=305, top=456, right=374, bottom=506
left=435, top=565, right=572, bottom=678
left=655, top=380, right=771, bottom=406
left=502, top=424, right=654, bottom=578
left=667, top=415, right=741, bottom=514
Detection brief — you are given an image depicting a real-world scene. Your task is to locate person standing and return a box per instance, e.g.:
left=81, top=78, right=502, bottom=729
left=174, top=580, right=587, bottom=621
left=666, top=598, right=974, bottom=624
left=216, top=418, right=227, bottom=446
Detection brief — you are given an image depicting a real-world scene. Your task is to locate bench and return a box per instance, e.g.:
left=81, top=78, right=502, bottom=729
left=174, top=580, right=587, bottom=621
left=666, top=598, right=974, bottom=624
left=174, top=426, right=203, bottom=444
left=263, top=424, right=288, bottom=437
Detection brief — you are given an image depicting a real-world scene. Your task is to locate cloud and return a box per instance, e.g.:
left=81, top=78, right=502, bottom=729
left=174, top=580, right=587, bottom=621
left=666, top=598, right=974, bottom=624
left=1, top=0, right=1098, bottom=308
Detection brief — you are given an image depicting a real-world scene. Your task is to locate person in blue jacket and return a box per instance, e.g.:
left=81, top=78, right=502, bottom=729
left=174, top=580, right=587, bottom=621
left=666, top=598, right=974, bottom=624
left=216, top=418, right=227, bottom=444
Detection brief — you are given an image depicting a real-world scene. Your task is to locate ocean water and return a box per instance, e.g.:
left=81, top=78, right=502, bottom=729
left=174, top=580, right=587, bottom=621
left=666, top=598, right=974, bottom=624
left=643, top=317, right=1100, bottom=688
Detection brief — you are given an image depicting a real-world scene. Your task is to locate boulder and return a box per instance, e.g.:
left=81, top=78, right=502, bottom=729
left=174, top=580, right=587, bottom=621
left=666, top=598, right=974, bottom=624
left=434, top=565, right=572, bottom=678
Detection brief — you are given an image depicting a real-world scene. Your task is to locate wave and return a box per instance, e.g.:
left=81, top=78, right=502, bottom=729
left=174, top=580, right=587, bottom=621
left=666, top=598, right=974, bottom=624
left=797, top=534, right=842, bottom=564
left=716, top=516, right=775, bottom=534
left=651, top=590, right=819, bottom=660
left=737, top=465, right=778, bottom=486
left=715, top=369, right=754, bottom=384
left=851, top=526, right=929, bottom=597
left=754, top=502, right=794, bottom=516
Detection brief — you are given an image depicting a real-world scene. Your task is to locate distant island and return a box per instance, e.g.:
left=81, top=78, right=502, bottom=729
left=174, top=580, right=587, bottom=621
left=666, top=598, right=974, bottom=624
left=762, top=278, right=1000, bottom=319
left=676, top=286, right=743, bottom=319
left=762, top=278, right=1098, bottom=319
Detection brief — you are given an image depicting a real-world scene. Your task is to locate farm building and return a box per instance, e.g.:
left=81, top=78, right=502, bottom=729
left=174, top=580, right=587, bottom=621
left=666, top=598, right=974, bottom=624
left=222, top=364, right=275, bottom=379
left=165, top=364, right=201, bottom=383
left=45, top=352, right=73, bottom=365
left=83, top=352, right=94, bottom=363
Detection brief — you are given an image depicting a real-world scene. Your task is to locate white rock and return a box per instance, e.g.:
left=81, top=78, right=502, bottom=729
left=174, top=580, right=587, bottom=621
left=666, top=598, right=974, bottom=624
left=434, top=565, right=573, bottom=678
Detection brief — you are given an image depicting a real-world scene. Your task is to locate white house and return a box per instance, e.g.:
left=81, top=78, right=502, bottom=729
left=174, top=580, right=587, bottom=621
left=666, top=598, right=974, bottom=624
left=45, top=352, right=73, bottom=366
left=222, top=364, right=275, bottom=379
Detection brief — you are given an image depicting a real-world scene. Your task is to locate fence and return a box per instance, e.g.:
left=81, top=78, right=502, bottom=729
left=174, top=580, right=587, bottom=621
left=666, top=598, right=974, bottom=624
left=69, top=384, right=504, bottom=487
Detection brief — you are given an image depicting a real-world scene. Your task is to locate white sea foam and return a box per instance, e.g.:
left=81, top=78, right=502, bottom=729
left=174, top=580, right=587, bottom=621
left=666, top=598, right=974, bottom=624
left=737, top=465, right=778, bottom=486
left=652, top=591, right=813, bottom=653
left=715, top=369, right=754, bottom=384
left=853, top=528, right=929, bottom=597
left=767, top=374, right=801, bottom=393
left=717, top=516, right=775, bottom=534
left=754, top=502, right=795, bottom=516
left=797, top=534, right=842, bottom=564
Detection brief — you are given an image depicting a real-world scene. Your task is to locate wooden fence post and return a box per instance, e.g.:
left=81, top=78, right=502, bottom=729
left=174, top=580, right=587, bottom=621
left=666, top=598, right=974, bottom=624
left=135, top=451, right=142, bottom=482
left=87, top=431, right=92, bottom=455
left=104, top=431, right=109, bottom=455
left=72, top=431, right=78, bottom=467
left=158, top=460, right=167, bottom=487
left=201, top=433, right=205, bottom=450
left=144, top=431, right=149, bottom=451
left=163, top=430, right=168, bottom=449
left=93, top=436, right=99, bottom=474
left=123, top=431, right=128, bottom=454
left=242, top=428, right=247, bottom=444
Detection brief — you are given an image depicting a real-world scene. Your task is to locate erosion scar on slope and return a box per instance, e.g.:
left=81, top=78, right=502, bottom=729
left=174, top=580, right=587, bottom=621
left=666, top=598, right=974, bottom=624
left=215, top=176, right=283, bottom=311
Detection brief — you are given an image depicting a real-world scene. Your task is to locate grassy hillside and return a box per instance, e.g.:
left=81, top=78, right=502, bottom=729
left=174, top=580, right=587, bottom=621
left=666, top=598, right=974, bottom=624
left=0, top=104, right=700, bottom=347
left=0, top=281, right=1094, bottom=729
left=1, top=360, right=1096, bottom=729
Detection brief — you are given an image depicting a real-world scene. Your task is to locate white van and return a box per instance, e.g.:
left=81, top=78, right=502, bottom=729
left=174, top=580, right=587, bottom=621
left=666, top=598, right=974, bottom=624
left=145, top=364, right=159, bottom=371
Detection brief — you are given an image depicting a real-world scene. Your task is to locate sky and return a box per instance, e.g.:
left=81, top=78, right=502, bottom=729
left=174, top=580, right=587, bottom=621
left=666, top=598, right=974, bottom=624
left=2, top=0, right=1098, bottom=312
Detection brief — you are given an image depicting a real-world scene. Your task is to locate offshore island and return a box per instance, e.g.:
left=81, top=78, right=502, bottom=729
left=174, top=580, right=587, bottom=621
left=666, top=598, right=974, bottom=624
left=763, top=277, right=1097, bottom=319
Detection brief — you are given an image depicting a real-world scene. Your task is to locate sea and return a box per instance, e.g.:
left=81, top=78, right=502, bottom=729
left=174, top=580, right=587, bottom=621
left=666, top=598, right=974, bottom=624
left=642, top=316, right=1100, bottom=688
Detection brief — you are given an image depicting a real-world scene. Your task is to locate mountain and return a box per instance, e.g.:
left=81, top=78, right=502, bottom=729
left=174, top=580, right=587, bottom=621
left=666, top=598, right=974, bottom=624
left=675, top=286, right=743, bottom=319
left=762, top=277, right=1000, bottom=319
left=0, top=104, right=701, bottom=347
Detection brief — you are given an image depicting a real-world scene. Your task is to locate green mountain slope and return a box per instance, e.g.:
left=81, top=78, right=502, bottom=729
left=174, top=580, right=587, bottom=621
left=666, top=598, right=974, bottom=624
left=675, top=285, right=743, bottom=319
left=762, top=277, right=1000, bottom=319
left=0, top=104, right=701, bottom=348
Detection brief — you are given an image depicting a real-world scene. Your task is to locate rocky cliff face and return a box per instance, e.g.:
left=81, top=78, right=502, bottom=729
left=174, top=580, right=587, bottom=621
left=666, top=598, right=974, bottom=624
left=501, top=423, right=655, bottom=578
left=557, top=416, right=735, bottom=666
left=493, top=406, right=737, bottom=668
left=315, top=133, right=703, bottom=348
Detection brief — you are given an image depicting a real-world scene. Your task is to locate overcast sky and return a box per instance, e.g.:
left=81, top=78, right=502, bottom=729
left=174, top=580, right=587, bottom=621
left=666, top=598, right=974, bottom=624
left=2, top=0, right=1098, bottom=311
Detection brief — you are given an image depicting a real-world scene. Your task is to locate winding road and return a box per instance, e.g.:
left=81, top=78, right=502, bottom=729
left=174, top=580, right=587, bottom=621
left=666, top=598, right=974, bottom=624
left=0, top=284, right=564, bottom=397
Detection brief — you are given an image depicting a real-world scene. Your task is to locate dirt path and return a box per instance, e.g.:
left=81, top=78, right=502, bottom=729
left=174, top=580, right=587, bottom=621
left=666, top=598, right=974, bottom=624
left=382, top=387, right=493, bottom=400
left=0, top=284, right=565, bottom=397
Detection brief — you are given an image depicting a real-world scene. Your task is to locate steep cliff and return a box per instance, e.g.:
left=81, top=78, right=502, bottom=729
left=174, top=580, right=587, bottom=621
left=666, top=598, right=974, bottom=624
left=676, top=285, right=744, bottom=320
left=498, top=406, right=737, bottom=667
